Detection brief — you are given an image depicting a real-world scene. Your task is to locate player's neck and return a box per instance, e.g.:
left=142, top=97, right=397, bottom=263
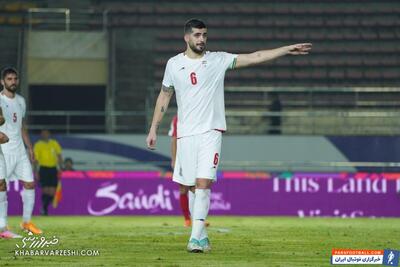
left=184, top=48, right=205, bottom=59
left=1, top=89, right=16, bottom=99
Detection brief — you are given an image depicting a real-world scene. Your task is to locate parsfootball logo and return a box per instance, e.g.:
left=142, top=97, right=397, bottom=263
left=88, top=183, right=174, bottom=216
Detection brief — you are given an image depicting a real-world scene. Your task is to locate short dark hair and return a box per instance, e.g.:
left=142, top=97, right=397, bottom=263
left=1, top=67, right=18, bottom=80
left=184, top=19, right=206, bottom=34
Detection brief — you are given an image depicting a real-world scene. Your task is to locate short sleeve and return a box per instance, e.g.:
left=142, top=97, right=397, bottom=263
left=21, top=97, right=26, bottom=118
left=33, top=142, right=40, bottom=161
left=53, top=140, right=62, bottom=154
left=219, top=52, right=238, bottom=70
left=168, top=115, right=178, bottom=137
left=162, top=59, right=174, bottom=88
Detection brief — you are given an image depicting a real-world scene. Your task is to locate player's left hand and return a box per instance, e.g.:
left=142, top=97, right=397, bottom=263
left=287, top=43, right=312, bottom=55
left=146, top=131, right=157, bottom=150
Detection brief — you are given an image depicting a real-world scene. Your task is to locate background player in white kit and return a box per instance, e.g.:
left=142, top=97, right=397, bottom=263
left=146, top=19, right=311, bottom=252
left=0, top=67, right=42, bottom=236
left=0, top=96, right=19, bottom=238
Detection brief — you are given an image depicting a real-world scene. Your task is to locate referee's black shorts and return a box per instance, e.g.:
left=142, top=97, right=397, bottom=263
left=39, top=166, right=58, bottom=187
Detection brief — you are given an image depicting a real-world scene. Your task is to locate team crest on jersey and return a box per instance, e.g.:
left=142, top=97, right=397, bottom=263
left=201, top=60, right=207, bottom=67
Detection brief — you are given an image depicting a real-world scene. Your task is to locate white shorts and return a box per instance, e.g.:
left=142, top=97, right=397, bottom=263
left=4, top=153, right=34, bottom=182
left=173, top=130, right=222, bottom=186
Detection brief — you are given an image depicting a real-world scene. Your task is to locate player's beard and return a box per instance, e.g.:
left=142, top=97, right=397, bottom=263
left=4, top=84, right=17, bottom=93
left=189, top=41, right=205, bottom=55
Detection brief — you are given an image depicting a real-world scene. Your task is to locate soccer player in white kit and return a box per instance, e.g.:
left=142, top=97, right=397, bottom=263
left=0, top=97, right=20, bottom=238
left=146, top=19, right=311, bottom=252
left=0, top=67, right=42, bottom=236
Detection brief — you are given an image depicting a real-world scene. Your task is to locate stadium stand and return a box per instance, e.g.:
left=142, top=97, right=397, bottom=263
left=0, top=0, right=398, bottom=134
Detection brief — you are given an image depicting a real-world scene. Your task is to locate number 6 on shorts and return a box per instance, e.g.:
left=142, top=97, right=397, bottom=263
left=213, top=153, right=219, bottom=166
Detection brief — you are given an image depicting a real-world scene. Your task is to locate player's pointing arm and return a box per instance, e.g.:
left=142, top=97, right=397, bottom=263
left=235, top=43, right=312, bottom=69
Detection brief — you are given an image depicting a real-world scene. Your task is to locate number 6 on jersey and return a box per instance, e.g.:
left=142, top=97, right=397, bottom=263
left=190, top=72, right=197, bottom=85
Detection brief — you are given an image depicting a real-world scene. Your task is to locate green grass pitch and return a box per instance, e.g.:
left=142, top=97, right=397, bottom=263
left=0, top=216, right=399, bottom=266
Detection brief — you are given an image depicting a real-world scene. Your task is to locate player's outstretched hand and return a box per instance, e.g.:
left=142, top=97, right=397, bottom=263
left=146, top=131, right=157, bottom=150
left=287, top=43, right=312, bottom=55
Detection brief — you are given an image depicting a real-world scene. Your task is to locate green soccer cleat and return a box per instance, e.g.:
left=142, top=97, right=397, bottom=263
left=187, top=238, right=203, bottom=253
left=200, top=237, right=211, bottom=252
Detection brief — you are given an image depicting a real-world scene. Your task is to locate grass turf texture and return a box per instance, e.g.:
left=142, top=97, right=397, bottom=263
left=0, top=216, right=399, bottom=267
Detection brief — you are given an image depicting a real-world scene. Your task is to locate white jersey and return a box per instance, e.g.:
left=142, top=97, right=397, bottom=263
left=162, top=51, right=237, bottom=138
left=0, top=93, right=26, bottom=155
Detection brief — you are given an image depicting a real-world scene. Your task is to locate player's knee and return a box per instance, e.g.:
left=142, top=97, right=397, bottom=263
left=195, top=178, right=212, bottom=189
left=0, top=179, right=6, bottom=191
left=179, top=184, right=189, bottom=194
left=23, top=181, right=35, bottom=190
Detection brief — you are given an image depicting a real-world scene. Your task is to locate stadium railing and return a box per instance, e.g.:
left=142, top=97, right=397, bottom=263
left=66, top=159, right=400, bottom=172
left=28, top=110, right=147, bottom=133
left=223, top=86, right=400, bottom=135
left=27, top=8, right=108, bottom=31
left=27, top=109, right=400, bottom=135
left=27, top=86, right=400, bottom=135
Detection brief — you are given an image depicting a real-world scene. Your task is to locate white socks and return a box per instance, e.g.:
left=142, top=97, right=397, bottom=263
left=0, top=191, right=7, bottom=230
left=21, top=189, right=35, bottom=223
left=190, top=189, right=210, bottom=241
left=0, top=188, right=36, bottom=228
left=188, top=190, right=195, bottom=216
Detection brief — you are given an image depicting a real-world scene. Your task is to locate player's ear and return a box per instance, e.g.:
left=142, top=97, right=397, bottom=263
left=184, top=34, right=189, bottom=43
